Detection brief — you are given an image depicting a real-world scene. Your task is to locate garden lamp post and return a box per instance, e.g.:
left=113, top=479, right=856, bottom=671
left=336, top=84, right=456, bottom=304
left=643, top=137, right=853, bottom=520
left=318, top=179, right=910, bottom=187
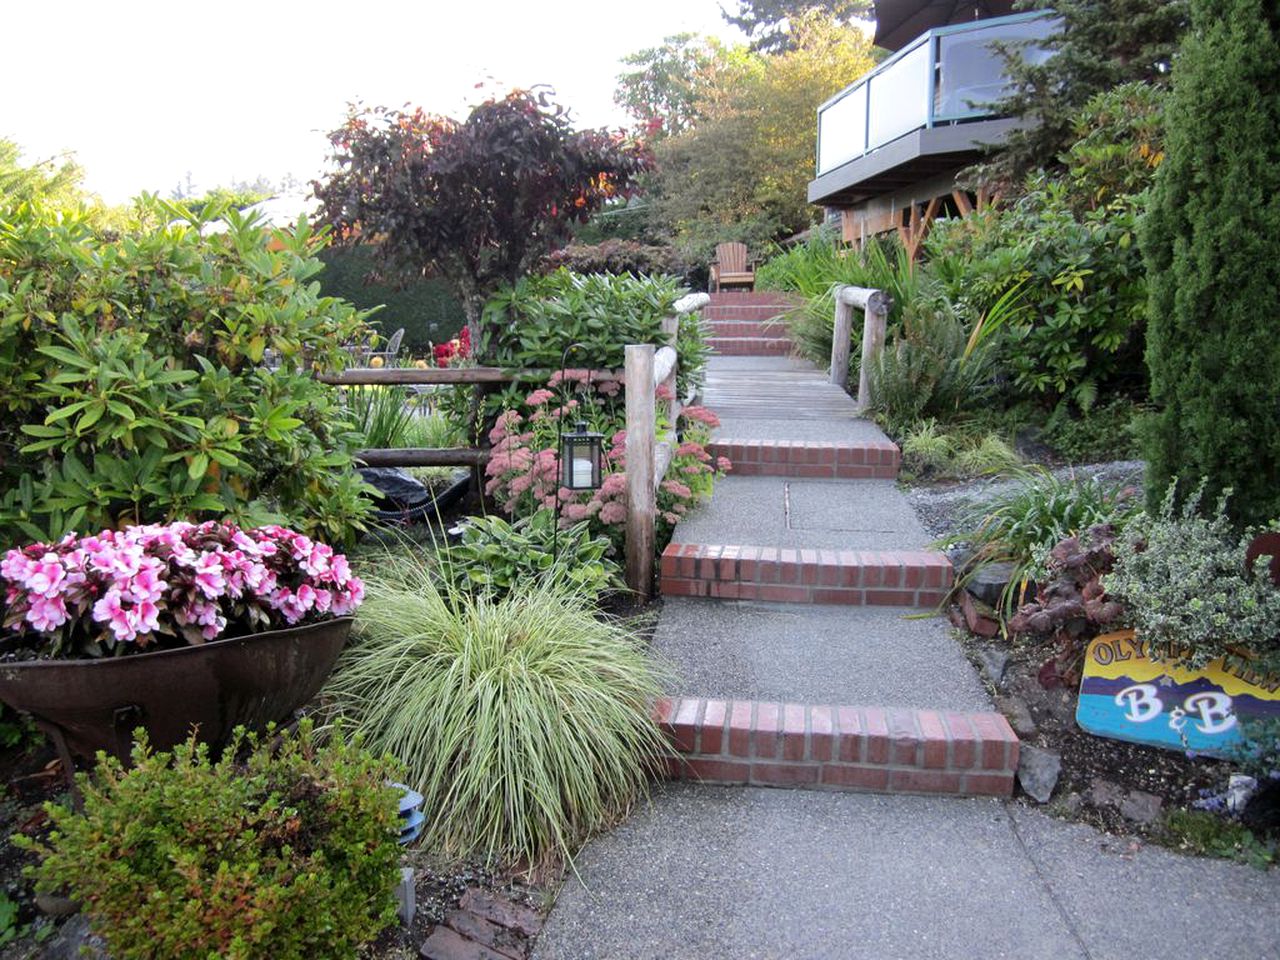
left=552, top=344, right=604, bottom=562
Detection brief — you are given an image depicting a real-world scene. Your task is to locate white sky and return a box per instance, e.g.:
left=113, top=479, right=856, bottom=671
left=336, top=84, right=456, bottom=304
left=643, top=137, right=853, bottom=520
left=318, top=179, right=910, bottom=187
left=4, top=0, right=744, bottom=204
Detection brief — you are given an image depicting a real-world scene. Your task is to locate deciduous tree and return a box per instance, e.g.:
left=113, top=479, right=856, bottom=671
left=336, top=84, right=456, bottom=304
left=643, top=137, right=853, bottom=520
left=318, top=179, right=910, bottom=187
left=313, top=89, right=651, bottom=347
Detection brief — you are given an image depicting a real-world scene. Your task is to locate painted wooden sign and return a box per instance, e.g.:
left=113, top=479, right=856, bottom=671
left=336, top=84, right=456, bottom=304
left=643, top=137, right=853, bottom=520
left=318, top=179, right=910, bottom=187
left=1077, top=630, right=1280, bottom=757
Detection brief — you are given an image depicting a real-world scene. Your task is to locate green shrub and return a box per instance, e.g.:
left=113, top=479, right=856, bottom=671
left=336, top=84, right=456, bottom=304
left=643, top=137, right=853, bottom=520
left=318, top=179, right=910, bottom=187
left=0, top=198, right=375, bottom=548
left=868, top=302, right=994, bottom=435
left=19, top=722, right=401, bottom=960
left=945, top=467, right=1141, bottom=618
left=900, top=420, right=953, bottom=475
left=440, top=511, right=621, bottom=602
left=1105, top=484, right=1280, bottom=674
left=325, top=568, right=671, bottom=864
left=1161, top=810, right=1275, bottom=867
left=316, top=245, right=465, bottom=356
left=345, top=385, right=414, bottom=449
left=1040, top=398, right=1145, bottom=463
left=952, top=435, right=1021, bottom=478
left=899, top=421, right=1020, bottom=481
left=1140, top=0, right=1280, bottom=528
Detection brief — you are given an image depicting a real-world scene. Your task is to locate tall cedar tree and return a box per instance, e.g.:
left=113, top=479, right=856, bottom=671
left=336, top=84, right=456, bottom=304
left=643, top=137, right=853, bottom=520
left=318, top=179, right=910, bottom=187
left=1140, top=0, right=1280, bottom=527
left=975, top=0, right=1188, bottom=188
left=314, top=90, right=651, bottom=349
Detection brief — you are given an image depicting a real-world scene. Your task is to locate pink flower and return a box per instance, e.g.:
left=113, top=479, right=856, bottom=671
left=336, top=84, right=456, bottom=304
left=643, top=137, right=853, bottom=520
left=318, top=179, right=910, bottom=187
left=661, top=480, right=693, bottom=499
left=192, top=553, right=226, bottom=599
left=599, top=502, right=626, bottom=524
left=26, top=554, right=67, bottom=597
left=525, top=388, right=556, bottom=406
left=681, top=405, right=721, bottom=428
left=26, top=595, right=68, bottom=633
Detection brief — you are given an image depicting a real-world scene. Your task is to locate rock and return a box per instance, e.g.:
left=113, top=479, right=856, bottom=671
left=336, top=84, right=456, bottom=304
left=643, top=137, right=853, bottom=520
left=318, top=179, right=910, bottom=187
left=35, top=892, right=80, bottom=917
left=1226, top=774, right=1258, bottom=815
left=1119, top=789, right=1164, bottom=825
left=976, top=645, right=1009, bottom=687
left=1242, top=778, right=1280, bottom=835
left=1088, top=777, right=1125, bottom=809
left=1017, top=745, right=1062, bottom=804
left=967, top=562, right=1017, bottom=608
left=960, top=591, right=1001, bottom=638
left=995, top=695, right=1038, bottom=738
left=1058, top=791, right=1085, bottom=816
left=1014, top=426, right=1054, bottom=462
left=41, top=915, right=109, bottom=960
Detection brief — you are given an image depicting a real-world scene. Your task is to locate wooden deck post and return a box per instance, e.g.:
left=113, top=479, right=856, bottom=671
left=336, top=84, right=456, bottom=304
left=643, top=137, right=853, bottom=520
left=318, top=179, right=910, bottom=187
left=856, top=293, right=890, bottom=412
left=830, top=286, right=893, bottom=411
left=625, top=344, right=656, bottom=600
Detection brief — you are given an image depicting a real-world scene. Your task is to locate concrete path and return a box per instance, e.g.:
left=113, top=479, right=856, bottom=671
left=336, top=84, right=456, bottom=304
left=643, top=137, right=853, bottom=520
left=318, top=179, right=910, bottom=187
left=534, top=348, right=1280, bottom=957
left=534, top=785, right=1280, bottom=960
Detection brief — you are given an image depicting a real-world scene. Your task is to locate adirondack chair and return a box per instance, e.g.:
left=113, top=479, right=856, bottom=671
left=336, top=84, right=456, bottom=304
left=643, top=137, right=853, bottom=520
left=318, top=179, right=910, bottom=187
left=709, top=242, right=755, bottom=292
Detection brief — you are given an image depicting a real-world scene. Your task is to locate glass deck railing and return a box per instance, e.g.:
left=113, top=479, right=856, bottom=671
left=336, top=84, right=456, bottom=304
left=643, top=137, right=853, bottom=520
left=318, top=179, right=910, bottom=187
left=816, top=12, right=1057, bottom=177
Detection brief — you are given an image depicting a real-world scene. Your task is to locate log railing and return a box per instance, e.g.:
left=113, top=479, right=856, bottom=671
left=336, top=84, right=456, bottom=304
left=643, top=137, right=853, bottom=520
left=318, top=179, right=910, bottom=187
left=319, top=292, right=712, bottom=600
left=829, top=285, right=893, bottom=411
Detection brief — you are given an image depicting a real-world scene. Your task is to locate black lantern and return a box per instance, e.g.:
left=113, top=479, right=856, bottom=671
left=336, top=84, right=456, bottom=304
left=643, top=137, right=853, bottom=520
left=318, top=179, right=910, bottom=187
left=559, top=422, right=604, bottom=491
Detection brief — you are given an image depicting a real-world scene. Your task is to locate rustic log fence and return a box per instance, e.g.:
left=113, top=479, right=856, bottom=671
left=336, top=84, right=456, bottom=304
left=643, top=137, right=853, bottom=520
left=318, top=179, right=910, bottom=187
left=317, top=292, right=710, bottom=600
left=829, top=285, right=893, bottom=412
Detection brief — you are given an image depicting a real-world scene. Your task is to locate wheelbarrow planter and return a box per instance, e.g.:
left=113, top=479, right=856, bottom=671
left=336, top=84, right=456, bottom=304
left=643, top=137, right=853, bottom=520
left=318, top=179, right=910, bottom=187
left=0, top=617, right=352, bottom=765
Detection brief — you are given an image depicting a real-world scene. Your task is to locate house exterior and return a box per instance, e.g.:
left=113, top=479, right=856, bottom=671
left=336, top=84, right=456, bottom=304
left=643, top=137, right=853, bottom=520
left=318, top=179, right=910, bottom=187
left=807, top=9, right=1056, bottom=249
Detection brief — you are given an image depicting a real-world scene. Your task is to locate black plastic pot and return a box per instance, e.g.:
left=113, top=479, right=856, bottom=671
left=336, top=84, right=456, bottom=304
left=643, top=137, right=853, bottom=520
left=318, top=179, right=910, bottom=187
left=0, top=618, right=352, bottom=763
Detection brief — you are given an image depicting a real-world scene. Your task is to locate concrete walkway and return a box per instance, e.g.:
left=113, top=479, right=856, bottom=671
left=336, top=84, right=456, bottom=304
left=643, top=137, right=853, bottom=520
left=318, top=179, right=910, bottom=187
left=534, top=786, right=1280, bottom=960
left=534, top=349, right=1280, bottom=958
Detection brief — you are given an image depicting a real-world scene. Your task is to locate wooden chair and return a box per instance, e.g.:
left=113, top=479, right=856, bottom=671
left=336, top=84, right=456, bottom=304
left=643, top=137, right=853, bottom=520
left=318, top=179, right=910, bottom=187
left=709, top=242, right=755, bottom=292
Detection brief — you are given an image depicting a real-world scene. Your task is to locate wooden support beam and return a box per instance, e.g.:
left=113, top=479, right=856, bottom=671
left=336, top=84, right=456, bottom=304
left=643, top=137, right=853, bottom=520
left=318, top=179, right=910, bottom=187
left=951, top=189, right=973, bottom=217
left=857, top=299, right=889, bottom=413
left=830, top=294, right=856, bottom=391
left=624, top=344, right=656, bottom=601
left=317, top=366, right=622, bottom=386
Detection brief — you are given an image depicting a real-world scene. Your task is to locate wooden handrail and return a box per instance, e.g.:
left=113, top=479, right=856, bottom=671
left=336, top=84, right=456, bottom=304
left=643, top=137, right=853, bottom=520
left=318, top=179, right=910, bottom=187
left=830, top=284, right=893, bottom=410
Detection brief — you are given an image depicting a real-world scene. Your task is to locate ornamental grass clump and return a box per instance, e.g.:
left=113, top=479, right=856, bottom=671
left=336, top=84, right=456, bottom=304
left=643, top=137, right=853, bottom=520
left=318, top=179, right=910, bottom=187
left=18, top=721, right=402, bottom=960
left=0, top=521, right=363, bottom=658
left=324, top=558, right=671, bottom=865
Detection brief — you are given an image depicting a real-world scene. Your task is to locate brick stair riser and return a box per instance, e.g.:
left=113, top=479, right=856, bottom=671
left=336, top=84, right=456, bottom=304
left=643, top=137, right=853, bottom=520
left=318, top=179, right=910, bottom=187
left=660, top=544, right=951, bottom=608
left=654, top=698, right=1018, bottom=798
left=710, top=439, right=899, bottom=480
left=708, top=337, right=792, bottom=357
left=704, top=306, right=791, bottom=321
left=706, top=320, right=786, bottom=337
left=706, top=292, right=798, bottom=307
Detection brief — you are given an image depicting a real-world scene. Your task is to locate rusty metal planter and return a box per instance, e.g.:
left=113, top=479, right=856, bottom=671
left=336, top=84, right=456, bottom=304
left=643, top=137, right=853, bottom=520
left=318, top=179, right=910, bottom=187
left=0, top=617, right=352, bottom=764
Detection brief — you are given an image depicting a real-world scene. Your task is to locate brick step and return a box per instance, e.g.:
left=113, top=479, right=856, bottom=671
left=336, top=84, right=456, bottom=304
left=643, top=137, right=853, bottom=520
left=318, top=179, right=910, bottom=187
left=707, top=292, right=797, bottom=307
left=708, top=336, right=792, bottom=356
left=655, top=698, right=1018, bottom=798
left=706, top=320, right=785, bottom=337
left=709, top=438, right=900, bottom=479
left=704, top=305, right=792, bottom=321
left=660, top=544, right=951, bottom=607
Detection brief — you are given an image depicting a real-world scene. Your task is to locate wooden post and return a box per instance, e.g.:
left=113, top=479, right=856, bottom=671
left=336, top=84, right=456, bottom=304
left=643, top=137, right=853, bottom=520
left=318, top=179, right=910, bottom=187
left=857, top=298, right=889, bottom=412
left=830, top=290, right=855, bottom=390
left=625, top=344, right=656, bottom=601
left=660, top=315, right=679, bottom=423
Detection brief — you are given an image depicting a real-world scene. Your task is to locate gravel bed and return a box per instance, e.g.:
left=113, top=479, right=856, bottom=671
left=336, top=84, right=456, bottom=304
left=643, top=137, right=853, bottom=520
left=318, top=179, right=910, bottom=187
left=904, top=460, right=1146, bottom=541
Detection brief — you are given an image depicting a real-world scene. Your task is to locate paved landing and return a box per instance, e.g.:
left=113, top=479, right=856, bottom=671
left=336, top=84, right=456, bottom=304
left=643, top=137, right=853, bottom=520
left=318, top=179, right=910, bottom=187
left=670, top=477, right=932, bottom=552
left=652, top=601, right=989, bottom=711
left=533, top=785, right=1280, bottom=960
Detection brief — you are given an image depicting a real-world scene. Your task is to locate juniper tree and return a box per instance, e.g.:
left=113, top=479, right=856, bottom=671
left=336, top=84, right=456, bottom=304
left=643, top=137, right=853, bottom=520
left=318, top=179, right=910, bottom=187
left=1139, top=0, right=1280, bottom=527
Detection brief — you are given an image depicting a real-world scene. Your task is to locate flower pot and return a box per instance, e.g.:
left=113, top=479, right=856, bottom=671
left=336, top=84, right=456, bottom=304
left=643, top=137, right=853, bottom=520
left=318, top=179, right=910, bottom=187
left=0, top=618, right=352, bottom=764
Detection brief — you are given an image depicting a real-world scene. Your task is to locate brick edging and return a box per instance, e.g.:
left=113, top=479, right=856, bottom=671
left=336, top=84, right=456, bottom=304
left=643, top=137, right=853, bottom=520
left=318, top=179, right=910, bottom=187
left=654, top=698, right=1018, bottom=798
left=707, top=336, right=793, bottom=356
left=660, top=544, right=952, bottom=607
left=708, top=438, right=900, bottom=479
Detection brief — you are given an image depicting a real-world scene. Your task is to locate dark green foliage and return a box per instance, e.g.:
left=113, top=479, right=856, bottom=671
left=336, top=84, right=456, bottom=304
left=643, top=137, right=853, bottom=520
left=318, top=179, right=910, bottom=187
left=19, top=722, right=402, bottom=960
left=976, top=0, right=1188, bottom=186
left=314, top=90, right=652, bottom=341
left=0, top=198, right=375, bottom=549
left=1141, top=0, right=1280, bottom=528
left=1161, top=810, right=1275, bottom=867
left=440, top=512, right=621, bottom=602
left=1040, top=398, right=1145, bottom=463
left=484, top=269, right=689, bottom=373
left=317, top=246, right=464, bottom=355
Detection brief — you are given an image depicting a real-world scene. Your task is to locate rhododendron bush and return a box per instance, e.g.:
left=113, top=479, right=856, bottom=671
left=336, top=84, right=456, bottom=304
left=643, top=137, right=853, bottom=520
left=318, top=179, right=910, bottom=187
left=1, top=522, right=363, bottom=659
left=484, top=379, right=729, bottom=549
